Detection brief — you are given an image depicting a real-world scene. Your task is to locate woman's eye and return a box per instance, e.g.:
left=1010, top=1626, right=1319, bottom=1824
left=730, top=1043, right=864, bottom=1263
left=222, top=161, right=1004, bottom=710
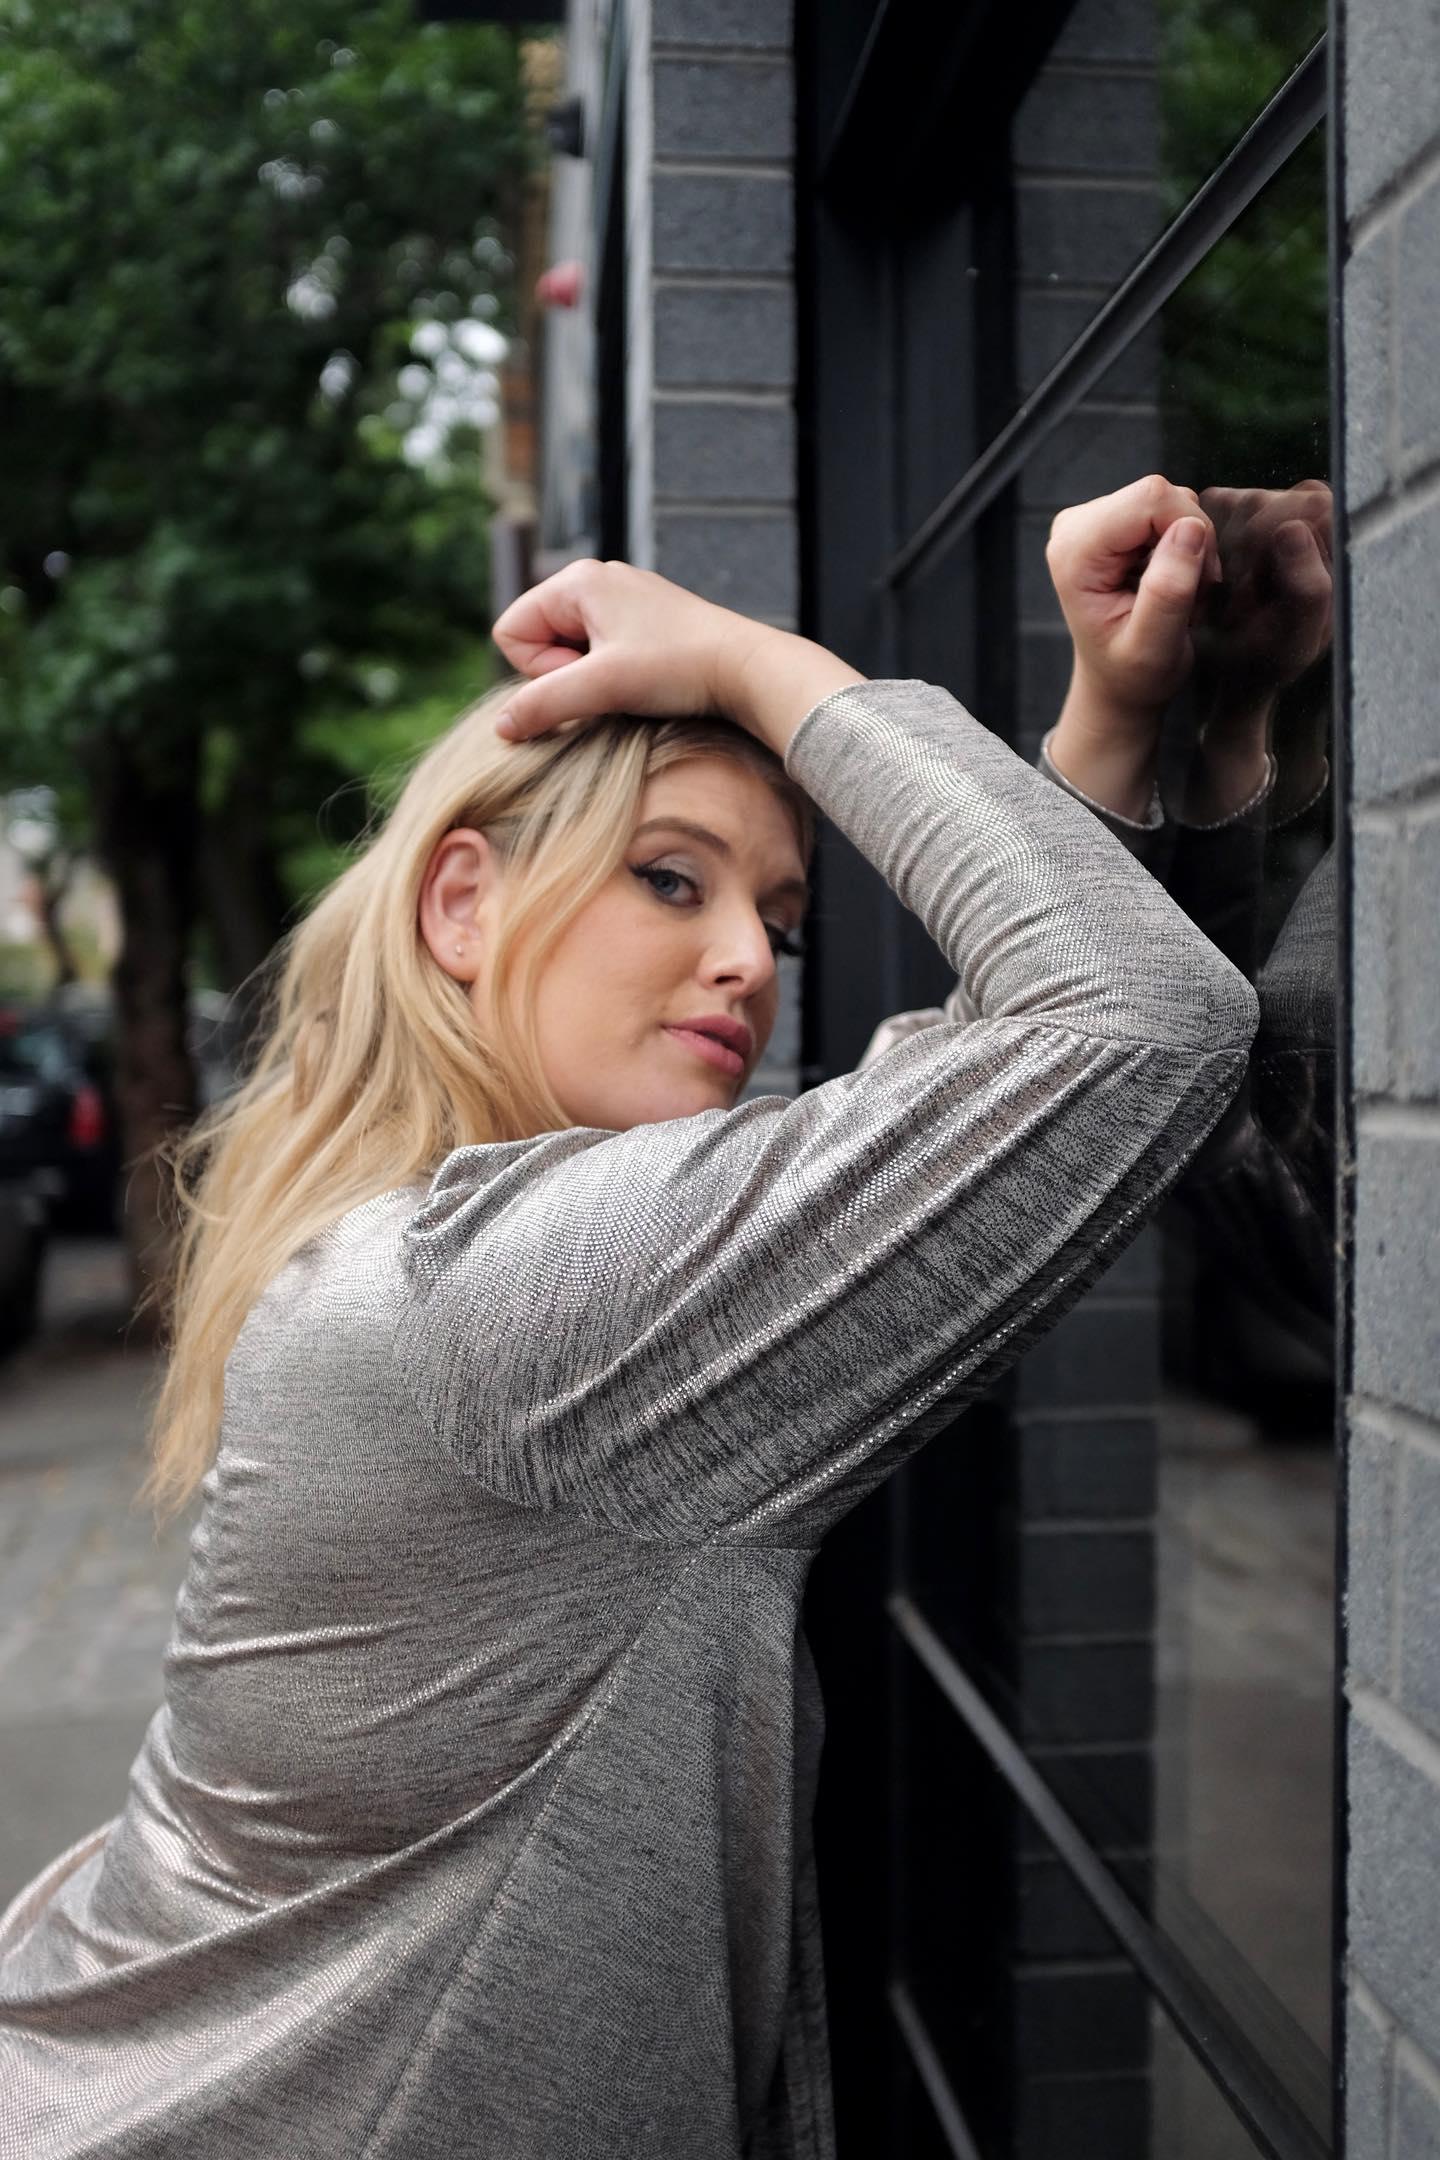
left=633, top=863, right=696, bottom=904
left=633, top=862, right=805, bottom=959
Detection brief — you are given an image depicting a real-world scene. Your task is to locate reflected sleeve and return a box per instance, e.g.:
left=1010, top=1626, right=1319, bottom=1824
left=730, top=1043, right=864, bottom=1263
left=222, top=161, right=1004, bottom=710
left=396, top=680, right=1258, bottom=1545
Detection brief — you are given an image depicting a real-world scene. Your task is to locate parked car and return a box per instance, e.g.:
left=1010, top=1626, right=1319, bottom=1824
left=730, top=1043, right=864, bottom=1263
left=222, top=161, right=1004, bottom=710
left=0, top=1169, right=48, bottom=1352
left=0, top=1004, right=121, bottom=1233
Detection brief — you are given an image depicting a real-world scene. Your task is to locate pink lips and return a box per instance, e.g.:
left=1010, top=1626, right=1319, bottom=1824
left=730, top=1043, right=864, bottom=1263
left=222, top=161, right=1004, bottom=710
left=663, top=1026, right=746, bottom=1078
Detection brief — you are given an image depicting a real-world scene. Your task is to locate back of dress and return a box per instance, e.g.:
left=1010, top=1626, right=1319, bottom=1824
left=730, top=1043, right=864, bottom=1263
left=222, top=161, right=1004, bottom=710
left=0, top=677, right=1257, bottom=2160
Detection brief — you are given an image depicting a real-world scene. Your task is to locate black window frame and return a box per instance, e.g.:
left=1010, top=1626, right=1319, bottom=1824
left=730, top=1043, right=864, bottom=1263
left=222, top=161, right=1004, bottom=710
left=795, top=7, right=1349, bottom=2157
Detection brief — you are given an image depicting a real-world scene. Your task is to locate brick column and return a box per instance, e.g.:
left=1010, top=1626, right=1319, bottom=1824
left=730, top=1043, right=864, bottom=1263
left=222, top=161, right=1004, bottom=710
left=1341, top=0, right=1440, bottom=2149
left=641, top=0, right=797, bottom=627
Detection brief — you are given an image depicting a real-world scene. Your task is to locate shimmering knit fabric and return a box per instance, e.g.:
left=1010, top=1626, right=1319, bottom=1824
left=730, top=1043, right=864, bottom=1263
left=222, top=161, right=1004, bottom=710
left=0, top=681, right=1257, bottom=2158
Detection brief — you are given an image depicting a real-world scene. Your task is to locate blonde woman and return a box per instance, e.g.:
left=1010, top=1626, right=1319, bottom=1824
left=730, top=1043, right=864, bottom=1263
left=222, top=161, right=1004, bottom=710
left=0, top=540, right=1254, bottom=2159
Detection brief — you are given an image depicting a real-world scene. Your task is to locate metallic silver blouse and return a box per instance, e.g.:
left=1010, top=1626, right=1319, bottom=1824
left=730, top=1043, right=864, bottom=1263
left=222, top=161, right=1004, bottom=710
left=0, top=679, right=1257, bottom=2158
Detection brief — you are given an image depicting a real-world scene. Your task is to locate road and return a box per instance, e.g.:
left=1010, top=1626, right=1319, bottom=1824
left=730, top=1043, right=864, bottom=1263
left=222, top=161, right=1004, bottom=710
left=0, top=1237, right=196, bottom=1911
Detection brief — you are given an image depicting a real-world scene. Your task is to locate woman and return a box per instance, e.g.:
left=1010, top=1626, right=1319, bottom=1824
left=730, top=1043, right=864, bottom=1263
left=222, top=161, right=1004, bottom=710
left=0, top=533, right=1255, bottom=2158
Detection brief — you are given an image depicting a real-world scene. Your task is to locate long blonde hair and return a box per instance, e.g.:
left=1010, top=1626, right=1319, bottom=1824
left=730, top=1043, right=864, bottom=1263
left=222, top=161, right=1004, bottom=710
left=142, top=670, right=817, bottom=1522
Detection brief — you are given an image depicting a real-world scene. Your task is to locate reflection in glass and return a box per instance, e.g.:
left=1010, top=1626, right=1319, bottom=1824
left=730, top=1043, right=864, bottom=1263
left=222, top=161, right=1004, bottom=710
left=1033, top=119, right=1336, bottom=2097
left=1159, top=0, right=1327, bottom=204
left=895, top=107, right=1336, bottom=2160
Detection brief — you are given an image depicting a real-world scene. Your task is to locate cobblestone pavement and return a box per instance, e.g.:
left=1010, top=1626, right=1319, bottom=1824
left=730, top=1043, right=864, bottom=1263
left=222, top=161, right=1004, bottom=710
left=0, top=1238, right=198, bottom=1908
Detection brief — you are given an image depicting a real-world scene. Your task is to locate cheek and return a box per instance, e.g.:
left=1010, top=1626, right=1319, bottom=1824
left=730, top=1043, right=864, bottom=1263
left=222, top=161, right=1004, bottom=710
left=535, top=890, right=678, bottom=1044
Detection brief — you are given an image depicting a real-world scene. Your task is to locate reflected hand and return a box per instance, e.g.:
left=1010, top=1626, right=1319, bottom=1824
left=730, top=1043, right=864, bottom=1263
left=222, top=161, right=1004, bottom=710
left=1197, top=480, right=1333, bottom=703
left=1046, top=472, right=1221, bottom=727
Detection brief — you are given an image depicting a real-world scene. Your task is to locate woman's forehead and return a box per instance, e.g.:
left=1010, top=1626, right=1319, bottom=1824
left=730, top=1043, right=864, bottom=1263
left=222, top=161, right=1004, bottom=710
left=632, top=766, right=810, bottom=896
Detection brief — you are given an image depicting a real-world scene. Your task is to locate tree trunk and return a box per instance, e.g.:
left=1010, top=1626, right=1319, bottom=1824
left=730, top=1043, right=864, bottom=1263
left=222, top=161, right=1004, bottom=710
left=36, top=854, right=78, bottom=989
left=198, top=771, right=292, bottom=1073
left=90, top=736, right=200, bottom=1330
left=200, top=773, right=290, bottom=993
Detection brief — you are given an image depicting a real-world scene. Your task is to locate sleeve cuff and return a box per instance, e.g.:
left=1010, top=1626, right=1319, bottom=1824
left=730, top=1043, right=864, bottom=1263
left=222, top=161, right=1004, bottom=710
left=1038, top=728, right=1164, bottom=833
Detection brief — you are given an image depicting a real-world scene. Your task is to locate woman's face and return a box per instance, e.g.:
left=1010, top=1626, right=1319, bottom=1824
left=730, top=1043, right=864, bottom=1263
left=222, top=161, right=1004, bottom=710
left=422, top=754, right=811, bottom=1131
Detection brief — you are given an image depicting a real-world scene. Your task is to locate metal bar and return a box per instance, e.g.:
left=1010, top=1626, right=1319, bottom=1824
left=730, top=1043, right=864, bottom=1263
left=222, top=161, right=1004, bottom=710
left=879, top=37, right=1328, bottom=592
left=888, top=1980, right=985, bottom=2160
left=589, top=0, right=628, bottom=273
left=889, top=1593, right=1332, bottom=2160
left=1323, top=0, right=1352, bottom=2150
left=818, top=0, right=895, bottom=189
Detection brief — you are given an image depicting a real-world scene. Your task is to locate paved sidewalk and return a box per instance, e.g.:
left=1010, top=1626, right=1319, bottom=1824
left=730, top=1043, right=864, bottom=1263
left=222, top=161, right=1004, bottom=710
left=0, top=1241, right=197, bottom=1909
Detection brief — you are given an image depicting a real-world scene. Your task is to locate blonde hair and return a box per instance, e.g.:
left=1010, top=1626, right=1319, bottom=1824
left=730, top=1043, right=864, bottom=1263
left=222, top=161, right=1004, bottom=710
left=140, top=671, right=816, bottom=1521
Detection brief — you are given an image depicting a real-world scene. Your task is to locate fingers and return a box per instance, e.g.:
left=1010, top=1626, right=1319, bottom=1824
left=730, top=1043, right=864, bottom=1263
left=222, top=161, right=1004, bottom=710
left=1047, top=472, right=1206, bottom=593
left=1119, top=515, right=1210, bottom=668
left=494, top=649, right=622, bottom=740
left=490, top=559, right=601, bottom=674
left=1271, top=519, right=1335, bottom=616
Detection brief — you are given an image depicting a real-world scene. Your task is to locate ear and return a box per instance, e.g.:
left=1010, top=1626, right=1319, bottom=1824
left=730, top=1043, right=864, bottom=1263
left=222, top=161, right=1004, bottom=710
left=418, top=827, right=503, bottom=981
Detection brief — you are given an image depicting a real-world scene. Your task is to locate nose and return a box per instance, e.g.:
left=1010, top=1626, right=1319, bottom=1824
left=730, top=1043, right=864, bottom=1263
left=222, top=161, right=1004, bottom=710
left=705, top=908, right=779, bottom=995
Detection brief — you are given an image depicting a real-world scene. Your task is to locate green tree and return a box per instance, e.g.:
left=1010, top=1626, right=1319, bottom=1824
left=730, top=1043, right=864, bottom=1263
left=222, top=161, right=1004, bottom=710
left=0, top=1, right=538, bottom=1305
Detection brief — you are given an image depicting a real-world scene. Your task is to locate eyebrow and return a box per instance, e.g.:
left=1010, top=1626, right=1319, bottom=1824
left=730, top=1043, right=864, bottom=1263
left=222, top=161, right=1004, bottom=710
left=630, top=817, right=812, bottom=906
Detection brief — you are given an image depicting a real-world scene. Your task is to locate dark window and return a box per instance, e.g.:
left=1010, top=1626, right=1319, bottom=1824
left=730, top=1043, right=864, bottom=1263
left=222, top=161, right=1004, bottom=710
left=798, top=3, right=1336, bottom=2154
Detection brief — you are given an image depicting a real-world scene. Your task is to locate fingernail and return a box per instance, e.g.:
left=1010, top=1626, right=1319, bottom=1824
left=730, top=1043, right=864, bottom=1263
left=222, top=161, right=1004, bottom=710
left=495, top=710, right=517, bottom=738
left=1172, top=519, right=1206, bottom=555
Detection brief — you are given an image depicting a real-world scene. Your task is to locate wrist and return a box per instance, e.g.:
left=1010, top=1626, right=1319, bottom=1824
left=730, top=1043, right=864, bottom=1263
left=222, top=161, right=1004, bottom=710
left=1048, top=669, right=1163, bottom=823
left=717, top=623, right=866, bottom=758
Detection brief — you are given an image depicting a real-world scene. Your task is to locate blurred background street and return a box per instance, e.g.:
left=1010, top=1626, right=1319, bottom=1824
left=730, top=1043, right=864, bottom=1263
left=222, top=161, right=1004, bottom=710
left=0, top=1236, right=193, bottom=1910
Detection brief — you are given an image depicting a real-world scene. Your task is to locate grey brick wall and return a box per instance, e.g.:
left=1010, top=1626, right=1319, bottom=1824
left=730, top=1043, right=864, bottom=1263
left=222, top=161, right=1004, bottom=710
left=624, top=0, right=801, bottom=1101
left=1342, top=0, right=1440, bottom=2149
left=636, top=0, right=797, bottom=633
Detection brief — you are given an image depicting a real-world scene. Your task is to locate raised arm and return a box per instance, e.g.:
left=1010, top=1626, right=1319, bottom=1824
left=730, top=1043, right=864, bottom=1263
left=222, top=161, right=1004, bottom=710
left=397, top=589, right=1258, bottom=1548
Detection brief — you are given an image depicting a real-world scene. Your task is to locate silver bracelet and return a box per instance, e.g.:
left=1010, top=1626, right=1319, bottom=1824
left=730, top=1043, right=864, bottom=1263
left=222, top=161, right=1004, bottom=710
left=1037, top=728, right=1164, bottom=832
left=1166, top=750, right=1278, bottom=831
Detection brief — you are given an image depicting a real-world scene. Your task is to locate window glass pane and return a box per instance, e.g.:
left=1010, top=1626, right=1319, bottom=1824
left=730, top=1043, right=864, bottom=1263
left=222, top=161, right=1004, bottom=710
left=893, top=1641, right=1313, bottom=2158
left=1046, top=127, right=1332, bottom=2072
left=1012, top=0, right=1326, bottom=407
left=894, top=120, right=1333, bottom=2156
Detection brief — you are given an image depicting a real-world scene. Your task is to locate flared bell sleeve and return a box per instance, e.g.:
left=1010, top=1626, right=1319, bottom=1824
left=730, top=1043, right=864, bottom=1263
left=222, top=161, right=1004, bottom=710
left=395, top=679, right=1258, bottom=1545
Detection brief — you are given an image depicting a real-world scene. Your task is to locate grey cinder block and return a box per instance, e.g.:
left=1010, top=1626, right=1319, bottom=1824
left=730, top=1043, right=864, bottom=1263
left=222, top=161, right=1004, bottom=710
left=654, top=399, right=794, bottom=503
left=1345, top=1989, right=1391, bottom=2160
left=654, top=283, right=793, bottom=388
left=654, top=509, right=797, bottom=616
left=1015, top=176, right=1164, bottom=289
left=1399, top=171, right=1440, bottom=477
left=1345, top=0, right=1440, bottom=217
left=1400, top=818, right=1440, bottom=1100
left=1395, top=2047, right=1440, bottom=2159
left=1017, top=1525, right=1155, bottom=1636
left=1013, top=72, right=1160, bottom=177
left=1020, top=405, right=1163, bottom=513
left=1345, top=224, right=1392, bottom=514
left=1351, top=498, right=1440, bottom=804
left=1017, top=292, right=1160, bottom=401
left=1016, top=1415, right=1159, bottom=1522
left=1017, top=1640, right=1155, bottom=1745
left=1352, top=823, right=1397, bottom=1097
left=653, top=172, right=793, bottom=274
left=1049, top=0, right=1158, bottom=65
left=1014, top=1295, right=1161, bottom=1413
left=654, top=58, right=791, bottom=162
left=652, top=0, right=792, bottom=50
left=1355, top=1130, right=1440, bottom=1423
left=1348, top=1713, right=1440, bottom=2067
left=1399, top=1444, right=1440, bottom=1737
left=1348, top=1416, right=1396, bottom=1689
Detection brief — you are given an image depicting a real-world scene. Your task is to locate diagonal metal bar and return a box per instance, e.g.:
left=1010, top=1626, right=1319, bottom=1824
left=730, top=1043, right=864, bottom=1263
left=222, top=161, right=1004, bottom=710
left=880, top=37, right=1328, bottom=591
left=889, top=1593, right=1332, bottom=2160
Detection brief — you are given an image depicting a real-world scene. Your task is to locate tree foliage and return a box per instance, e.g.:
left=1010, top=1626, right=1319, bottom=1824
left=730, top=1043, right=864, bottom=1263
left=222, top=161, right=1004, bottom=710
left=0, top=0, right=533, bottom=870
